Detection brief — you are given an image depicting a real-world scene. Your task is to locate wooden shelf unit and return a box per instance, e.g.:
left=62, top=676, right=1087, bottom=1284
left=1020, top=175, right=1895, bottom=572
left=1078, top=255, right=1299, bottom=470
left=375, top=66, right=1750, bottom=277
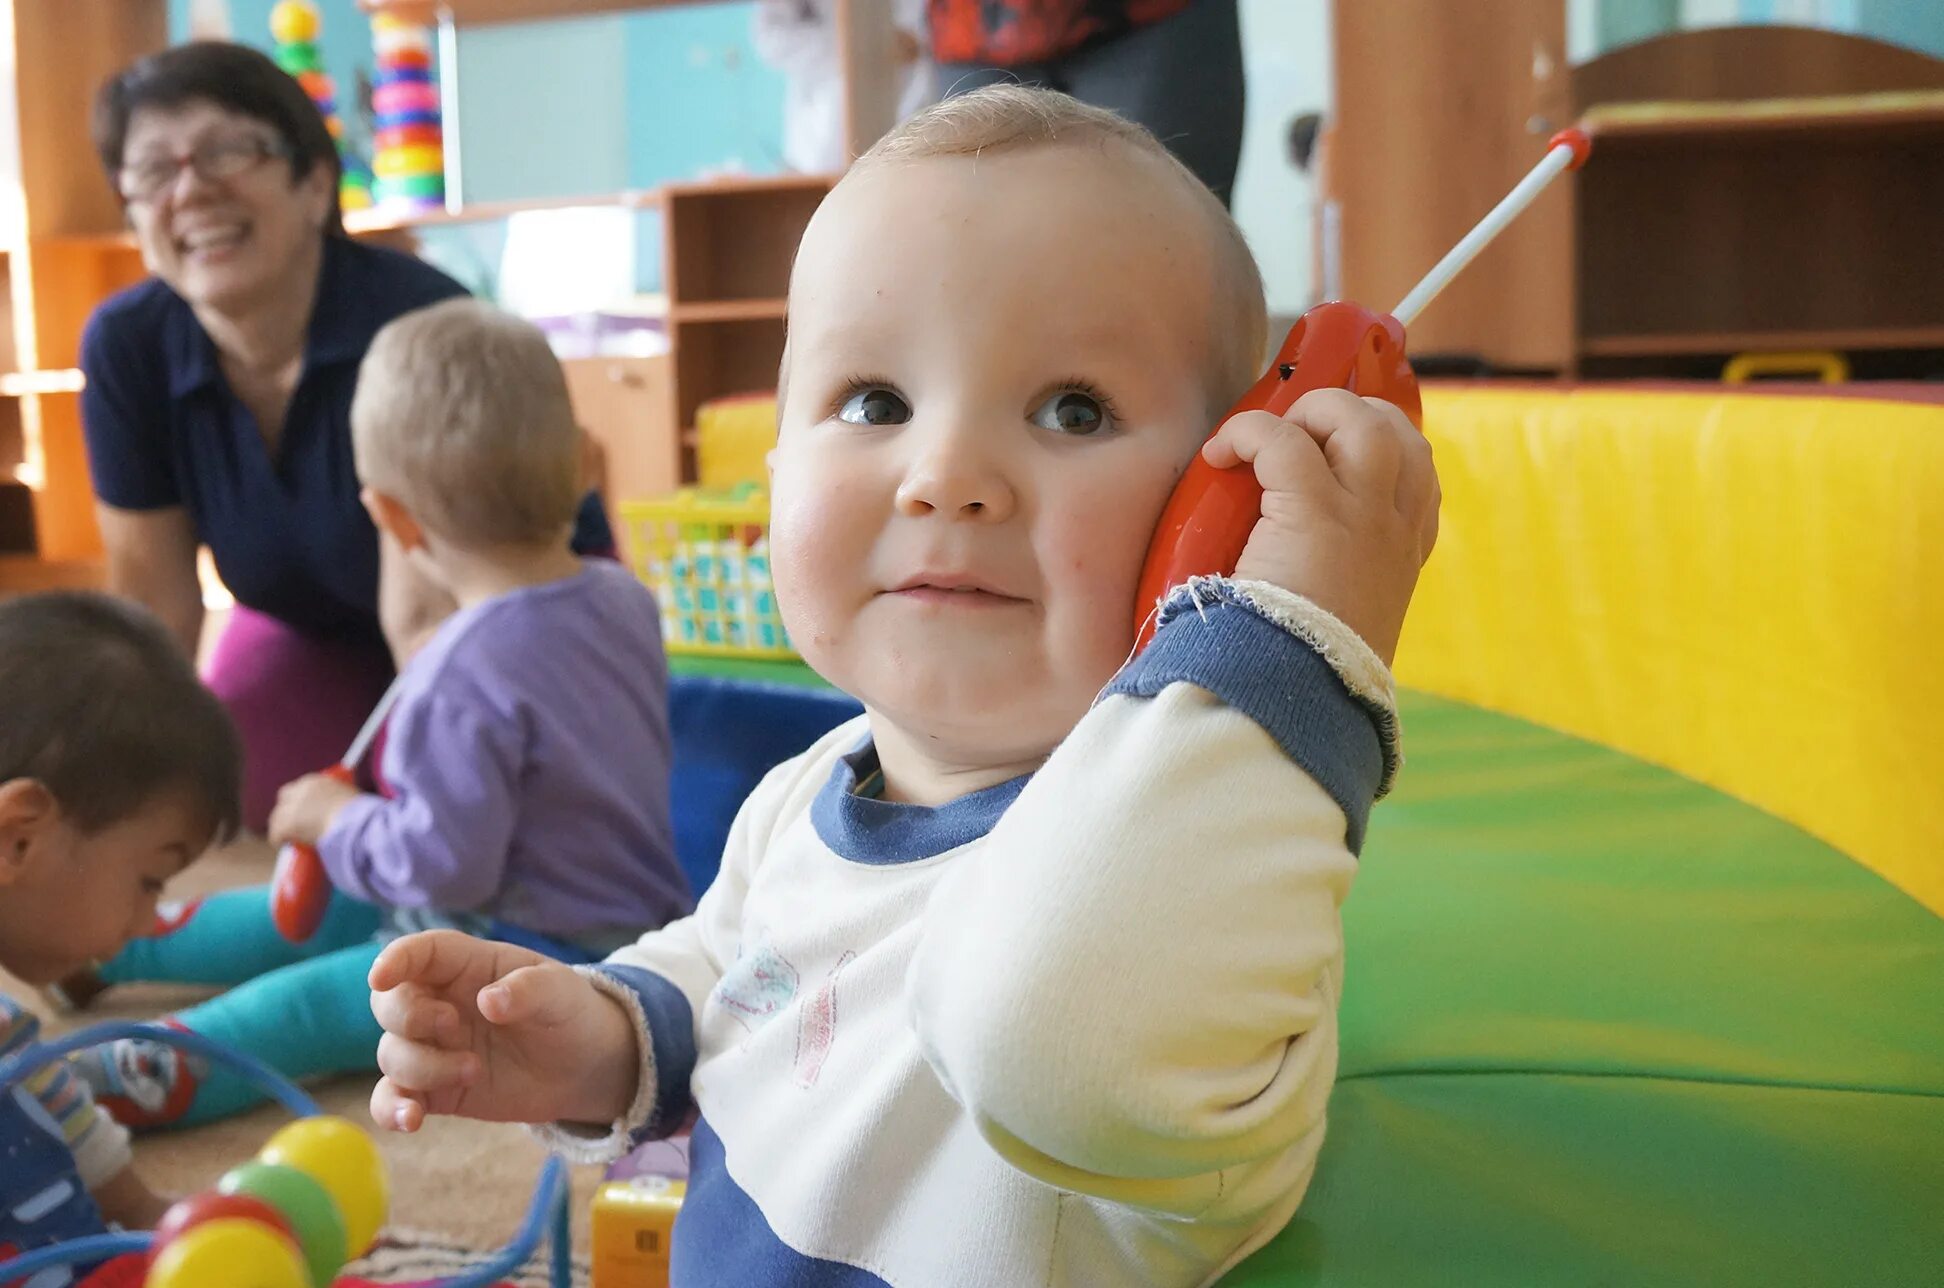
left=1329, top=19, right=1944, bottom=374
left=1, top=0, right=169, bottom=565
left=661, top=177, right=830, bottom=480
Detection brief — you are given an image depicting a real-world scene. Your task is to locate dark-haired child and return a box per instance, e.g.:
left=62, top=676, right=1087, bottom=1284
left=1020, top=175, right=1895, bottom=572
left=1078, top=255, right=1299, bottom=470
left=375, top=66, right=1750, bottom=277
left=0, top=590, right=242, bottom=1267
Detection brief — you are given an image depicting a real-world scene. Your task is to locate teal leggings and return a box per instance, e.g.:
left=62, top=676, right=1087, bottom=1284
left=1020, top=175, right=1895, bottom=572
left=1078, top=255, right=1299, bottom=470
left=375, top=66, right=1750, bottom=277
left=91, top=886, right=386, bottom=1127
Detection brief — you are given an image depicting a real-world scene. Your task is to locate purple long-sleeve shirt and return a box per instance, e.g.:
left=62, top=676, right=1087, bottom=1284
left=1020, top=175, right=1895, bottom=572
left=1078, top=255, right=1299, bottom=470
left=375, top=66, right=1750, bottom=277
left=320, top=561, right=691, bottom=941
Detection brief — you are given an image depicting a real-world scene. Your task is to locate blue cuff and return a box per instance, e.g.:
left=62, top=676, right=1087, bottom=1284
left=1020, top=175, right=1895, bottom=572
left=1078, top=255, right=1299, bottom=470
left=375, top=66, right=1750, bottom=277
left=1106, top=582, right=1389, bottom=852
left=593, top=964, right=699, bottom=1143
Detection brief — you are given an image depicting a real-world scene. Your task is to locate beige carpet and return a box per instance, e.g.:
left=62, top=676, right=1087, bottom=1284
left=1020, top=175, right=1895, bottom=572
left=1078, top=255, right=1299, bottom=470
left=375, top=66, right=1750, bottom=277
left=4, top=834, right=608, bottom=1272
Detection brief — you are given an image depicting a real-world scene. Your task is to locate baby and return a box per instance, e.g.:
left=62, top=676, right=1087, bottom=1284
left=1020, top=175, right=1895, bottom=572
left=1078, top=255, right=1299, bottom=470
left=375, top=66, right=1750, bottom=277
left=73, top=300, right=690, bottom=1129
left=370, top=87, right=1436, bottom=1286
left=0, top=591, right=241, bottom=1257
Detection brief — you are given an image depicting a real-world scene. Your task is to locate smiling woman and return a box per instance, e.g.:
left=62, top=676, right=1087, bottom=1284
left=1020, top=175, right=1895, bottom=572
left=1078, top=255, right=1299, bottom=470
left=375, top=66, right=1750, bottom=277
left=76, top=42, right=616, bottom=833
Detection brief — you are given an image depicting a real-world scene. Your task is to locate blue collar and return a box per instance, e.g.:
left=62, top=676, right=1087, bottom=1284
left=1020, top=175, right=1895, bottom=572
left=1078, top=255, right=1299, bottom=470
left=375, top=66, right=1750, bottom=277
left=810, top=738, right=1029, bottom=865
left=165, top=234, right=368, bottom=398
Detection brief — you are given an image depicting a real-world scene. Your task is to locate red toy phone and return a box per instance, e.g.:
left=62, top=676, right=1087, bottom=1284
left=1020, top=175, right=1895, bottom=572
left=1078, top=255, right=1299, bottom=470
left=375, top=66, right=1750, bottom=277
left=268, top=764, right=353, bottom=942
left=1132, top=303, right=1423, bottom=649
left=1131, top=128, right=1590, bottom=650
left=270, top=680, right=404, bottom=944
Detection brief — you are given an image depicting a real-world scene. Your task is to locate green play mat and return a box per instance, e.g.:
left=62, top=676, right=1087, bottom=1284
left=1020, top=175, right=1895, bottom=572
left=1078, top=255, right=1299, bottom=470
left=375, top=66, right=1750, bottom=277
left=1224, top=692, right=1943, bottom=1287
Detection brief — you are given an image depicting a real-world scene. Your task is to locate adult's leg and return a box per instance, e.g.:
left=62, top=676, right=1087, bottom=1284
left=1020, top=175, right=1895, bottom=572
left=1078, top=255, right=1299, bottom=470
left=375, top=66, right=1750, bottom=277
left=75, top=939, right=386, bottom=1129
left=1056, top=0, right=1246, bottom=208
left=202, top=605, right=394, bottom=832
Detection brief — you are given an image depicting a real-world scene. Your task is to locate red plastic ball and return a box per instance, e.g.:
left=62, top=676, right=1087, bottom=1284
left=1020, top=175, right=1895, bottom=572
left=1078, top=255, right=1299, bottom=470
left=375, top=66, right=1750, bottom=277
left=149, top=1191, right=297, bottom=1263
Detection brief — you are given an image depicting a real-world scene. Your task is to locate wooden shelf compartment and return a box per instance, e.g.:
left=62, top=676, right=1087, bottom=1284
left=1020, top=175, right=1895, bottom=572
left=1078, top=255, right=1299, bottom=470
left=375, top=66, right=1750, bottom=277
left=664, top=179, right=829, bottom=309
left=669, top=315, right=787, bottom=440
left=1576, top=112, right=1944, bottom=355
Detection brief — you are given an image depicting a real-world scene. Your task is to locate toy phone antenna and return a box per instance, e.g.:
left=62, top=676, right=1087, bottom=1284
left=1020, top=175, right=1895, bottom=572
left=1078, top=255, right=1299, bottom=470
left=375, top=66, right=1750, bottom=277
left=341, top=677, right=404, bottom=768
left=1391, top=127, right=1592, bottom=328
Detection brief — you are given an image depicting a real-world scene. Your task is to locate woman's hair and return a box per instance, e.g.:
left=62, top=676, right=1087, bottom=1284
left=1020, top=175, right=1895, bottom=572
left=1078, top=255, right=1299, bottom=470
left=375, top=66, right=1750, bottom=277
left=92, top=40, right=343, bottom=230
left=353, top=299, right=584, bottom=548
left=0, top=592, right=242, bottom=844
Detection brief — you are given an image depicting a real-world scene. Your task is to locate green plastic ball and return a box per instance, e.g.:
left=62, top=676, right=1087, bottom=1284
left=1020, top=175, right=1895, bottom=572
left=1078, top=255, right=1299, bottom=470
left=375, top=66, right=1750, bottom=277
left=218, top=1159, right=350, bottom=1288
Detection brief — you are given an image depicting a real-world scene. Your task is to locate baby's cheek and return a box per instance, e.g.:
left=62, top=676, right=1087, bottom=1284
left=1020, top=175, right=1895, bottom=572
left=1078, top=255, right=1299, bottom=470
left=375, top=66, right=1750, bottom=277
left=769, top=478, right=866, bottom=650
left=1044, top=498, right=1155, bottom=655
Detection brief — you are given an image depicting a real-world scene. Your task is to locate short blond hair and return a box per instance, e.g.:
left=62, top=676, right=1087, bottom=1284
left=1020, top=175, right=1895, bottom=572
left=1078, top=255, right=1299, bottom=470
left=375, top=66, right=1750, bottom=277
left=853, top=85, right=1269, bottom=405
left=352, top=299, right=581, bottom=547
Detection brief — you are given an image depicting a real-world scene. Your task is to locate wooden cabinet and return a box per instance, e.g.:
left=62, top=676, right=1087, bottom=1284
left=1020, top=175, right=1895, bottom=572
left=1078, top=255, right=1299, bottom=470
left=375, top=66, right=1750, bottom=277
left=1, top=0, right=166, bottom=566
left=562, top=353, right=678, bottom=505
left=1329, top=0, right=1575, bottom=371
left=1329, top=10, right=1944, bottom=374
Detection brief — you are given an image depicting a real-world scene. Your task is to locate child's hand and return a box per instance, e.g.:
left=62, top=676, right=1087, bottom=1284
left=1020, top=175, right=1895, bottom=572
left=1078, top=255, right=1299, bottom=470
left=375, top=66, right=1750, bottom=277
left=268, top=772, right=362, bottom=848
left=368, top=931, right=640, bottom=1133
left=91, top=1163, right=172, bottom=1229
left=1204, top=388, right=1439, bottom=666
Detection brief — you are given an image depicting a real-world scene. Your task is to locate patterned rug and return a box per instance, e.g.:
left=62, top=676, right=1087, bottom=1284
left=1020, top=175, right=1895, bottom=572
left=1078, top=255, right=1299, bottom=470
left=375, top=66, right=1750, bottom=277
left=347, top=1229, right=591, bottom=1288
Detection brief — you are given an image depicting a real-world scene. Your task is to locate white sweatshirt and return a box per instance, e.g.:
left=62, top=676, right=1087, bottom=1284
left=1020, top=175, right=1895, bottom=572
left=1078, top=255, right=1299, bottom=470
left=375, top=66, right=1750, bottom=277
left=539, top=577, right=1400, bottom=1287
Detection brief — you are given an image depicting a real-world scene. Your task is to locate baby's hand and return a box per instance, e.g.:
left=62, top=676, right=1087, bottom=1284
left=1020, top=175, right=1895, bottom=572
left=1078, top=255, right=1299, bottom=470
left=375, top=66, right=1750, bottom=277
left=368, top=931, right=640, bottom=1133
left=268, top=772, right=361, bottom=848
left=1204, top=389, right=1440, bottom=666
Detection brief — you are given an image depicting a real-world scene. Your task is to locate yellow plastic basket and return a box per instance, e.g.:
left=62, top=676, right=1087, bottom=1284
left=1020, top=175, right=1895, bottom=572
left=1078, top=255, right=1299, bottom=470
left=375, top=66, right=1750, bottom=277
left=619, top=486, right=795, bottom=659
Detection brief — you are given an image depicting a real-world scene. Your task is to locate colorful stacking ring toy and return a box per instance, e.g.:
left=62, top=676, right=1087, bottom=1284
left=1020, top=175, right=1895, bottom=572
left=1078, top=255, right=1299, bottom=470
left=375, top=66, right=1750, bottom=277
left=0, top=1022, right=573, bottom=1288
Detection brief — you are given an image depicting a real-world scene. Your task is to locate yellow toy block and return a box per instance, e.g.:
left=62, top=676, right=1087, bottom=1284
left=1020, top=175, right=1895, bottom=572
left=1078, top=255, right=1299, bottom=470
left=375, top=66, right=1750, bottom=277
left=695, top=393, right=778, bottom=490
left=592, top=1177, right=686, bottom=1287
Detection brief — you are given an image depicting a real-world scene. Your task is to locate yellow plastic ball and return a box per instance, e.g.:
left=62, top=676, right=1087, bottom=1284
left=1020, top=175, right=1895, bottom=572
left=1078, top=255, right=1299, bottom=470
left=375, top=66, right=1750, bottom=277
left=146, top=1217, right=309, bottom=1288
left=259, top=1116, right=390, bottom=1257
left=269, top=1, right=321, bottom=46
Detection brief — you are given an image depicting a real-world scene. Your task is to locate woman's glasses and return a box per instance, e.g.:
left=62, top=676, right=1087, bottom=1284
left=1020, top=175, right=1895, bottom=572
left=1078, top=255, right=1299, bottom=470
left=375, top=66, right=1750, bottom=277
left=118, top=135, right=291, bottom=203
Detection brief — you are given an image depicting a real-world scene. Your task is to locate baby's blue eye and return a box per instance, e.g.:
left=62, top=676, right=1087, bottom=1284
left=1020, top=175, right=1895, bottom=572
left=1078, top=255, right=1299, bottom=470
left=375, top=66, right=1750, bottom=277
left=1031, top=391, right=1109, bottom=436
left=838, top=387, right=911, bottom=426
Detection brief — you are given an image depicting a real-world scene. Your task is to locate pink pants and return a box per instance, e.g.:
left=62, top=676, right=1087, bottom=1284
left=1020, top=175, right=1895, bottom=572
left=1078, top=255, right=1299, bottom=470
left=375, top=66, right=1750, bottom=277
left=200, top=606, right=394, bottom=834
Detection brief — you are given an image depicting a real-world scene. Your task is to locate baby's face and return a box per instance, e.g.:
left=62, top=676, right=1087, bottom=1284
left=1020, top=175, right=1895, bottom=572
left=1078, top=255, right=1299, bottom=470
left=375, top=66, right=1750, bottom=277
left=771, top=145, right=1228, bottom=768
left=0, top=790, right=202, bottom=985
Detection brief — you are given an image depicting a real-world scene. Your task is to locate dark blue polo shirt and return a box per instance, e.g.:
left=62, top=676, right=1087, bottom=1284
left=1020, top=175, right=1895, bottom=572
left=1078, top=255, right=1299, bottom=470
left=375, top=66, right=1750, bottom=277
left=79, top=235, right=614, bottom=648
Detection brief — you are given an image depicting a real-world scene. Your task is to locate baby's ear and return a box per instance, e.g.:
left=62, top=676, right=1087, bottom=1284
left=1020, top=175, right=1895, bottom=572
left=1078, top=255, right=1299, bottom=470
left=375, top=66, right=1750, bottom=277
left=0, top=779, right=57, bottom=885
left=362, top=487, right=428, bottom=554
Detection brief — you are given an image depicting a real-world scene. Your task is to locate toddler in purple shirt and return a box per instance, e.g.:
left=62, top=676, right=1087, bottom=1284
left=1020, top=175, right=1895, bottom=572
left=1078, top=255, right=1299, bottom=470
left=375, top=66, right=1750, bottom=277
left=70, top=301, right=689, bottom=1128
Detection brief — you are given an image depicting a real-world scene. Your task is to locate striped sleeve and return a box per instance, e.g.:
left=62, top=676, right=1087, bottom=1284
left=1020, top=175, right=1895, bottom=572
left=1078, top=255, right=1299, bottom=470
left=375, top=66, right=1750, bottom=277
left=1, top=996, right=133, bottom=1189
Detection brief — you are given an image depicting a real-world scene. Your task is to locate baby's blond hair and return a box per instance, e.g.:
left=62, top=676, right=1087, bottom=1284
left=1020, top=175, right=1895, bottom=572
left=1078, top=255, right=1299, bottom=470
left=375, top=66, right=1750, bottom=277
left=852, top=85, right=1269, bottom=405
left=352, top=299, right=581, bottom=547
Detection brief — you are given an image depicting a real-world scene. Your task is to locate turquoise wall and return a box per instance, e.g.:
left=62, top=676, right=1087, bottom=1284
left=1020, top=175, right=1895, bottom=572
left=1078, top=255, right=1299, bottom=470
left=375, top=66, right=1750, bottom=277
left=168, top=1, right=787, bottom=295
left=1856, top=0, right=1944, bottom=57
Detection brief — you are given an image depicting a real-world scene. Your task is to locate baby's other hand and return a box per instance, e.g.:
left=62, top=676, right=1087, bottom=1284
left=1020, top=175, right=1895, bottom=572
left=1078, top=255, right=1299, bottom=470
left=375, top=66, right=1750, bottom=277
left=368, top=931, right=640, bottom=1134
left=91, top=1163, right=171, bottom=1229
left=268, top=772, right=361, bottom=849
left=1204, top=388, right=1439, bottom=666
